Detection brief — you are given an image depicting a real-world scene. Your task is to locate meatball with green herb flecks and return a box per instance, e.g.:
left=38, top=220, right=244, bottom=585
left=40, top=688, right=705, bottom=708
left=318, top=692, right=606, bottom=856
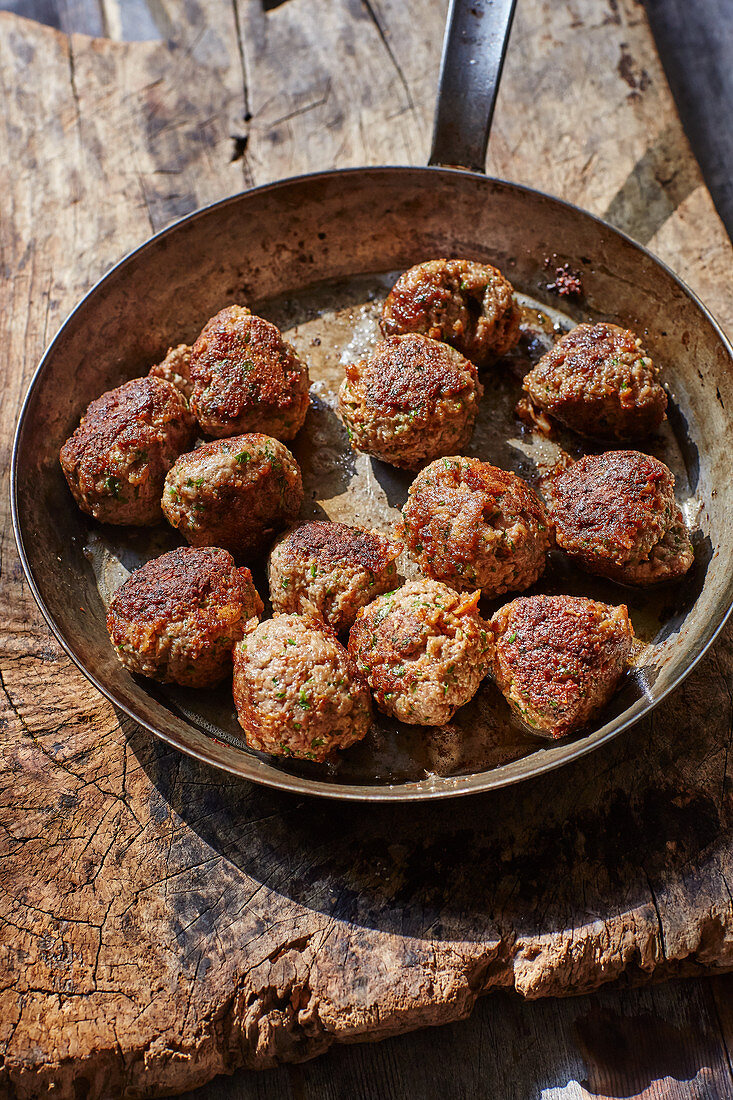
left=548, top=450, right=693, bottom=585
left=490, top=594, right=634, bottom=738
left=268, top=521, right=402, bottom=632
left=338, top=333, right=483, bottom=470
left=60, top=376, right=196, bottom=526
left=189, top=305, right=310, bottom=440
left=381, top=258, right=521, bottom=365
left=401, top=456, right=550, bottom=597
left=161, top=433, right=303, bottom=558
left=522, top=322, right=667, bottom=439
left=349, top=579, right=493, bottom=726
left=107, top=546, right=263, bottom=688
left=233, top=613, right=372, bottom=761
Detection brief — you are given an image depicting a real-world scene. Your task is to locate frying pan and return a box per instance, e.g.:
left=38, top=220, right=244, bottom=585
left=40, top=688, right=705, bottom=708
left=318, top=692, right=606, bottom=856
left=11, top=0, right=733, bottom=801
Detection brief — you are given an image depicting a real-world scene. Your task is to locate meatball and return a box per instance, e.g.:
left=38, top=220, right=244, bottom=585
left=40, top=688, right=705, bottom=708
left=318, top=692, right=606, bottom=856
left=338, top=333, right=483, bottom=470
left=522, top=322, right=667, bottom=439
left=233, top=613, right=372, bottom=761
left=107, top=546, right=263, bottom=688
left=60, top=376, right=196, bottom=526
left=548, top=450, right=694, bottom=585
left=348, top=579, right=493, bottom=726
left=268, top=521, right=402, bottom=632
left=401, top=456, right=550, bottom=597
left=491, top=594, right=634, bottom=738
left=162, top=433, right=303, bottom=558
left=148, top=344, right=193, bottom=400
left=380, top=258, right=521, bottom=366
left=189, top=305, right=310, bottom=440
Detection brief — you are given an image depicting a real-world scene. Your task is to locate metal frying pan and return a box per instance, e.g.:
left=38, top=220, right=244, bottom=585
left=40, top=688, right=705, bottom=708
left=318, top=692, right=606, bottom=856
left=11, top=0, right=733, bottom=801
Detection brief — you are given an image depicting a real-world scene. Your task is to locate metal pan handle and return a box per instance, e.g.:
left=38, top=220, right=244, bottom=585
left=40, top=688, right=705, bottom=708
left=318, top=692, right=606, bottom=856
left=429, top=0, right=517, bottom=172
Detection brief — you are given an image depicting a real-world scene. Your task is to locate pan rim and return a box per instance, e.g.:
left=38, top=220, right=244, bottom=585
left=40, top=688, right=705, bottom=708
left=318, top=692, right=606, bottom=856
left=11, top=164, right=733, bottom=802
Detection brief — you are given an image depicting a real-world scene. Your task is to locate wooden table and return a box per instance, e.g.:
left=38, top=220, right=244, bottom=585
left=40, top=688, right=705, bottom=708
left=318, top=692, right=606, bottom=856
left=1, top=2, right=733, bottom=1098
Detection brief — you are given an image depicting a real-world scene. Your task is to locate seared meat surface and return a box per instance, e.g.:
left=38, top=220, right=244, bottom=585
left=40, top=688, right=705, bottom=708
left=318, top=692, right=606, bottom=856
left=523, top=322, right=667, bottom=439
left=107, top=546, right=263, bottom=688
left=381, top=258, right=521, bottom=366
left=338, top=333, right=482, bottom=470
left=401, top=456, right=550, bottom=597
left=548, top=450, right=694, bottom=584
left=491, top=594, right=634, bottom=737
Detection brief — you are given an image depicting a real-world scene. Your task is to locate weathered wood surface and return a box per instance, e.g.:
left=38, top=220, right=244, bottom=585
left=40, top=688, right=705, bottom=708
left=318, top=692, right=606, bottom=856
left=180, top=974, right=733, bottom=1100
left=1, top=1, right=733, bottom=1098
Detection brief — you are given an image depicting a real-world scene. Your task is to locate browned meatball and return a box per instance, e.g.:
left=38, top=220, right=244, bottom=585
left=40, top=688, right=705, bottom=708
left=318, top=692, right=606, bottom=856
left=523, top=322, right=667, bottom=439
left=349, top=579, right=493, bottom=725
left=233, top=613, right=372, bottom=761
left=161, top=434, right=303, bottom=558
left=548, top=450, right=694, bottom=585
left=268, top=521, right=402, bottom=631
left=189, top=305, right=310, bottom=440
left=60, top=377, right=196, bottom=526
left=491, top=595, right=634, bottom=738
left=381, top=258, right=521, bottom=366
left=338, top=334, right=483, bottom=470
left=401, top=456, right=550, bottom=596
left=107, top=546, right=263, bottom=688
left=148, top=344, right=193, bottom=400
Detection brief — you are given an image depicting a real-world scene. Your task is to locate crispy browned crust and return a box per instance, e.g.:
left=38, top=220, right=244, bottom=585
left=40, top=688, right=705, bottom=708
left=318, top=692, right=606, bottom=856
left=548, top=450, right=693, bottom=584
left=107, top=546, right=263, bottom=687
left=523, top=322, right=667, bottom=440
left=401, top=456, right=550, bottom=593
left=338, top=334, right=482, bottom=469
left=59, top=376, right=196, bottom=525
left=189, top=305, right=310, bottom=438
left=344, top=334, right=480, bottom=412
left=282, top=521, right=401, bottom=572
left=108, top=547, right=262, bottom=627
left=491, top=594, right=634, bottom=738
left=380, top=258, right=521, bottom=365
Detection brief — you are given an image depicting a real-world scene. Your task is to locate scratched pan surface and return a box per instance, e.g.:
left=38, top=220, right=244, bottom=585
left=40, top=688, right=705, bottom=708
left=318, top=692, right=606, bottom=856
left=11, top=168, right=733, bottom=800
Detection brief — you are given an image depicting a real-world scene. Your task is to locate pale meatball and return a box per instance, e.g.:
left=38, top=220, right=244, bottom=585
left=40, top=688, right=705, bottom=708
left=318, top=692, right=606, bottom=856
left=401, top=456, right=550, bottom=596
left=268, top=521, right=402, bottom=632
left=491, top=594, right=634, bottom=738
left=148, top=344, right=193, bottom=400
left=522, top=322, right=667, bottom=439
left=348, top=579, right=493, bottom=726
left=107, top=546, right=263, bottom=688
left=189, top=305, right=310, bottom=440
left=380, top=258, right=521, bottom=365
left=60, top=376, right=196, bottom=526
left=161, top=433, right=303, bottom=558
left=548, top=450, right=694, bottom=585
left=338, top=333, right=483, bottom=470
left=233, top=613, right=373, bottom=761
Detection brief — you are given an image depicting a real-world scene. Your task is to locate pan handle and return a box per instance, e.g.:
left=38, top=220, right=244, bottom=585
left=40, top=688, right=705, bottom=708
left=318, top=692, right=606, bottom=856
left=429, top=0, right=517, bottom=173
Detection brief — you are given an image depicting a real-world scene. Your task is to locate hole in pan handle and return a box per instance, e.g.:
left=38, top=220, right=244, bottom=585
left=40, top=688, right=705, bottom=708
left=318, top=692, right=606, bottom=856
left=429, top=0, right=517, bottom=173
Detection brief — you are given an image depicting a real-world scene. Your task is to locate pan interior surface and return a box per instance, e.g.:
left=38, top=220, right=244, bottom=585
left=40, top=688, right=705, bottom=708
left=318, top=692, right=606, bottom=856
left=13, top=169, right=733, bottom=800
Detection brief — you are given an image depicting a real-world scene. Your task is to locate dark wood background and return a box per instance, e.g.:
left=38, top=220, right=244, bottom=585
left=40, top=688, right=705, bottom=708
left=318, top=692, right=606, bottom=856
left=1, top=1, right=732, bottom=1098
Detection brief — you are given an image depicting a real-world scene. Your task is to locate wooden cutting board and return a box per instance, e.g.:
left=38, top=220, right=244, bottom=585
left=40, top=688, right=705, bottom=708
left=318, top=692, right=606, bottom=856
left=1, top=1, right=732, bottom=1096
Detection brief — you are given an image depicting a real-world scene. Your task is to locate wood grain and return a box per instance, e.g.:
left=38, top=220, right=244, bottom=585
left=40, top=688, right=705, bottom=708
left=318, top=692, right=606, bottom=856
left=1, top=2, right=733, bottom=1098
left=180, top=974, right=733, bottom=1100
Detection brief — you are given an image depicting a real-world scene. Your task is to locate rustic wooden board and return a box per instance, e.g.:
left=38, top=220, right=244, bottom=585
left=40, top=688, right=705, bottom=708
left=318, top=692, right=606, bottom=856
left=178, top=974, right=733, bottom=1100
left=1, top=1, right=732, bottom=1097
